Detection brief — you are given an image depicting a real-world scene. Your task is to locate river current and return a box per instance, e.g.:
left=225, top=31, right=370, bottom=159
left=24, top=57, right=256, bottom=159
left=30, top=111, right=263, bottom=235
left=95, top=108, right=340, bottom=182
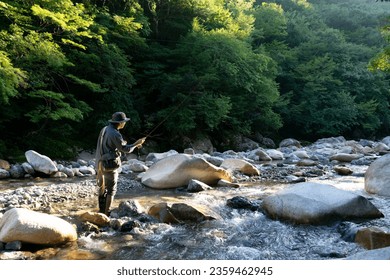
left=70, top=166, right=390, bottom=260
left=1, top=164, right=389, bottom=260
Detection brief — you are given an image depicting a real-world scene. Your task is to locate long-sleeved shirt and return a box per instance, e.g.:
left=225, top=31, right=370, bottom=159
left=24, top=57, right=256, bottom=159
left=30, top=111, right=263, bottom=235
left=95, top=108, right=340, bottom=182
left=95, top=123, right=136, bottom=168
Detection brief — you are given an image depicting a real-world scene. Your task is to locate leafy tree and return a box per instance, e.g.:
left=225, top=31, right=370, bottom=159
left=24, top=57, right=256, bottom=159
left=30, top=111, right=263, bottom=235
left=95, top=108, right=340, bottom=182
left=370, top=17, right=390, bottom=73
left=133, top=0, right=281, bottom=150
left=0, top=51, right=27, bottom=104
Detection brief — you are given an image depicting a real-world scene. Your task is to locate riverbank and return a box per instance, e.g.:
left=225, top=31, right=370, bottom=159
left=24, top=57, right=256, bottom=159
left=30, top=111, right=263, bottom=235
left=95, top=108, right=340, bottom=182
left=0, top=162, right=384, bottom=260
left=1, top=136, right=390, bottom=260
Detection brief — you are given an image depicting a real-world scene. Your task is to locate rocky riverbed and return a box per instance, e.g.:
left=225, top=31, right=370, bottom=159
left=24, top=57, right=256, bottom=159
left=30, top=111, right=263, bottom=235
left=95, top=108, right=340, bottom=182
left=1, top=136, right=390, bottom=260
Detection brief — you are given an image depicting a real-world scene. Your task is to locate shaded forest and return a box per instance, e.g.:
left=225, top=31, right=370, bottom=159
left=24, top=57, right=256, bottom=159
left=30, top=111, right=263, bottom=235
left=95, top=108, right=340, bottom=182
left=0, top=0, right=389, bottom=159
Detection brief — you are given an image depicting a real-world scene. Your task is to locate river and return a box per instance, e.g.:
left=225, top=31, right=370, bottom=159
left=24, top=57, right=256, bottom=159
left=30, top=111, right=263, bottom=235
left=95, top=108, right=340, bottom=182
left=1, top=164, right=389, bottom=260
left=58, top=166, right=390, bottom=260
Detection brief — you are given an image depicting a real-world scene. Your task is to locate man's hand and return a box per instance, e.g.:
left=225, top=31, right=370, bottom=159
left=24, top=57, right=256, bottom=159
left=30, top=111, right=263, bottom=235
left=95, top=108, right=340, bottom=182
left=133, top=137, right=146, bottom=148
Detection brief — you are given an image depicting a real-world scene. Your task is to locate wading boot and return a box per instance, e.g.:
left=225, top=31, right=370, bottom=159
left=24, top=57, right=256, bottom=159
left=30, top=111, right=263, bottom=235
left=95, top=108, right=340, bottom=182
left=104, top=194, right=114, bottom=216
left=98, top=194, right=107, bottom=214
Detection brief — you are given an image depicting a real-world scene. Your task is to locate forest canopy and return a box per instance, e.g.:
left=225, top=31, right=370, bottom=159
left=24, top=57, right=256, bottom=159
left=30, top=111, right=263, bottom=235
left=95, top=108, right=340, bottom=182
left=0, top=0, right=389, bottom=159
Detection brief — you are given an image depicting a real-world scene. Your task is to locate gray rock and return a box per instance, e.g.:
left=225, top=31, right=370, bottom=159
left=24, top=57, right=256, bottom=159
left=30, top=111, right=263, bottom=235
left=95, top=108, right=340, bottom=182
left=365, top=154, right=390, bottom=196
left=205, top=156, right=224, bottom=166
left=227, top=196, right=260, bottom=211
left=9, top=164, right=25, bottom=179
left=117, top=200, right=145, bottom=218
left=279, top=138, right=301, bottom=148
left=284, top=154, right=301, bottom=164
left=123, top=159, right=148, bottom=172
left=187, top=179, right=212, bottom=192
left=191, top=137, right=214, bottom=154
left=262, top=182, right=383, bottom=224
left=329, top=153, right=363, bottom=162
left=145, top=150, right=179, bottom=163
left=249, top=148, right=272, bottom=161
left=21, top=162, right=35, bottom=175
left=381, top=136, right=390, bottom=147
left=266, top=149, right=284, bottom=160
left=120, top=220, right=141, bottom=232
left=296, top=159, right=317, bottom=166
left=5, top=240, right=22, bottom=251
left=77, top=159, right=88, bottom=166
left=25, top=150, right=57, bottom=175
left=351, top=156, right=378, bottom=166
left=345, top=247, right=390, bottom=260
left=79, top=166, right=95, bottom=175
left=183, top=148, right=195, bottom=155
left=315, top=136, right=346, bottom=146
left=60, top=166, right=75, bottom=177
left=359, top=139, right=375, bottom=147
left=0, top=168, right=10, bottom=179
left=373, top=142, right=390, bottom=154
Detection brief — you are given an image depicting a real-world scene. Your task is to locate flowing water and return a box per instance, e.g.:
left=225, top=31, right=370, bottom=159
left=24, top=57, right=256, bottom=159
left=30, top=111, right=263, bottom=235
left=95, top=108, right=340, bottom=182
left=72, top=168, right=390, bottom=260
left=2, top=165, right=390, bottom=260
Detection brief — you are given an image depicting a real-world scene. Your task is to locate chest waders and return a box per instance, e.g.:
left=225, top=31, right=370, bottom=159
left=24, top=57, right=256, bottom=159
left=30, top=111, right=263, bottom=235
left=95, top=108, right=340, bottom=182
left=97, top=128, right=118, bottom=215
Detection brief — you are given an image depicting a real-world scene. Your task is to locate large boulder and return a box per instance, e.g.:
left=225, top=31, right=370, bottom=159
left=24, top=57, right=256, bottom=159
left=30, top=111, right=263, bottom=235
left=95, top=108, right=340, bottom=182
left=365, top=154, right=390, bottom=196
left=25, top=150, right=58, bottom=175
left=0, top=208, right=77, bottom=245
left=262, top=182, right=383, bottom=225
left=141, top=154, right=232, bottom=189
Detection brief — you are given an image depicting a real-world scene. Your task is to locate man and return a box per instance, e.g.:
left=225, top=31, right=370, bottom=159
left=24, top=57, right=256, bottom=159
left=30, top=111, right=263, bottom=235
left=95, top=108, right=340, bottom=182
left=95, top=112, right=145, bottom=215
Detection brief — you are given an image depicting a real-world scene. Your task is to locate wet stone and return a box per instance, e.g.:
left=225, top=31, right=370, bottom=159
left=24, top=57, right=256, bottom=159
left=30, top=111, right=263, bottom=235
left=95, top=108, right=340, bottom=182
left=120, top=220, right=141, bottom=232
left=226, top=196, right=260, bottom=211
left=5, top=241, right=23, bottom=251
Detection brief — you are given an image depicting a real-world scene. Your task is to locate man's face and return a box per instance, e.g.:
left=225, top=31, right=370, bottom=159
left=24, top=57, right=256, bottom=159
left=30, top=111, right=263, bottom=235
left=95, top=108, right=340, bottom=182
left=118, top=122, right=126, bottom=129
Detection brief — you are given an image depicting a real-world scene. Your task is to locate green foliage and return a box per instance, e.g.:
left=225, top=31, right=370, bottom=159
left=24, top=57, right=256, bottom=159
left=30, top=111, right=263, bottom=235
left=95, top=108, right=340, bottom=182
left=369, top=16, right=390, bottom=72
left=139, top=22, right=280, bottom=146
left=0, top=0, right=390, bottom=159
left=271, top=0, right=390, bottom=140
left=252, top=2, right=287, bottom=45
left=0, top=51, right=27, bottom=104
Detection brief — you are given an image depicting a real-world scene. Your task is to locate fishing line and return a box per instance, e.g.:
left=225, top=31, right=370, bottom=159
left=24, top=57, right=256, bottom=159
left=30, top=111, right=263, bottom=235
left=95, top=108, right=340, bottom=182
left=141, top=92, right=193, bottom=140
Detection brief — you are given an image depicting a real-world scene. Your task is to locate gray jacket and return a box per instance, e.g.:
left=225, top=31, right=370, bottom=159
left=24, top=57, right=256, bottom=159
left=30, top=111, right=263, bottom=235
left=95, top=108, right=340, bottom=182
left=95, top=123, right=136, bottom=168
